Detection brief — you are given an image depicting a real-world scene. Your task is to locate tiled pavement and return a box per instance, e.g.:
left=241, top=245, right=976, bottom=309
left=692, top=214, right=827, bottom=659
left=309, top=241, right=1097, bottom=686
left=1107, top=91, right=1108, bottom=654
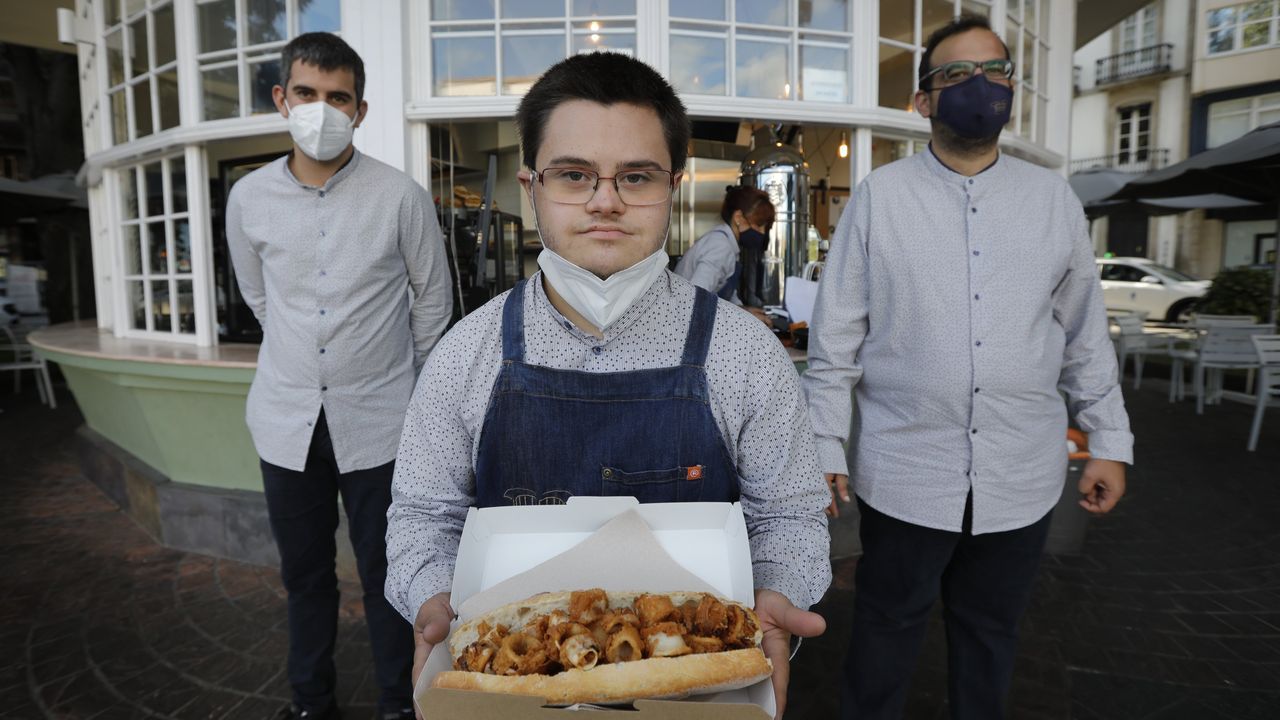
left=3, top=378, right=1280, bottom=719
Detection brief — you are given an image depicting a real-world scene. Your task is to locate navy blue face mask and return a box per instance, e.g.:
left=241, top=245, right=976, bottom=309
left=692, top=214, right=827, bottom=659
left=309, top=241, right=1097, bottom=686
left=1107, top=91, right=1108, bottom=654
left=933, top=74, right=1013, bottom=139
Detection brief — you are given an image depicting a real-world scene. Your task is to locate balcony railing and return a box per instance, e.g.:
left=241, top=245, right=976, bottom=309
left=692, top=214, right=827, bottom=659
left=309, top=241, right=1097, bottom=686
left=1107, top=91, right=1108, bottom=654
left=1095, top=43, right=1173, bottom=86
left=1069, top=148, right=1170, bottom=174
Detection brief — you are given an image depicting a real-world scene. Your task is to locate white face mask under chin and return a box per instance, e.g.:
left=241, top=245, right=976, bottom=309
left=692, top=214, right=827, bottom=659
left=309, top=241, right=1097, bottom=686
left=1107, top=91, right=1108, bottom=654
left=537, top=248, right=669, bottom=333
left=286, top=100, right=355, bottom=161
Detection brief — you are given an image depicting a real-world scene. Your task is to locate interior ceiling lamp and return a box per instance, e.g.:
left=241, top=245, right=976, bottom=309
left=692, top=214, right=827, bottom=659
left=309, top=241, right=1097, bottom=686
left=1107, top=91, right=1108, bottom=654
left=838, top=132, right=849, bottom=158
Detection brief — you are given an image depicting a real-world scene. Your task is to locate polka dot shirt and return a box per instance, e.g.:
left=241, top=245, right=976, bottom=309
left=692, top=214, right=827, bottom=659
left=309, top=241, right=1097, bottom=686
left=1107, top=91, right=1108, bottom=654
left=386, top=270, right=832, bottom=621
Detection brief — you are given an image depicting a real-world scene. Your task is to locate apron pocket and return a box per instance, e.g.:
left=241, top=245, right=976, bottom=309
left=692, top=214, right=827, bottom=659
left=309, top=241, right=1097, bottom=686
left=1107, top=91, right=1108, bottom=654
left=600, top=464, right=708, bottom=503
left=601, top=464, right=704, bottom=485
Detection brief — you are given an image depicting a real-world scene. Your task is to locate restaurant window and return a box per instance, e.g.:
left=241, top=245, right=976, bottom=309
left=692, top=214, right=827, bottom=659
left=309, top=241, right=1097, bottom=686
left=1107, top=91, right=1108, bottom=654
left=1115, top=103, right=1151, bottom=167
left=104, top=0, right=180, bottom=145
left=878, top=0, right=992, bottom=111
left=1005, top=0, right=1048, bottom=143
left=1207, top=0, right=1280, bottom=55
left=1119, top=4, right=1158, bottom=54
left=669, top=0, right=854, bottom=102
left=429, top=0, right=637, bottom=98
left=115, top=154, right=196, bottom=339
left=196, top=0, right=341, bottom=120
left=1207, top=91, right=1280, bottom=147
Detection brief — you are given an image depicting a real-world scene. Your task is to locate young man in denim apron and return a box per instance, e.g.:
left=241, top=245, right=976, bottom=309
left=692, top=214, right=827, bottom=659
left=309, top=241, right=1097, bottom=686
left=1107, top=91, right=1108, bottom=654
left=384, top=53, right=832, bottom=719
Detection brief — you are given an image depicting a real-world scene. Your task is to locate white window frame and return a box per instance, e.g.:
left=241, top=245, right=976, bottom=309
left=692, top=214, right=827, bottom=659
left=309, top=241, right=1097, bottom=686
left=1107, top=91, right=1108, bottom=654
left=1206, top=0, right=1280, bottom=57
left=1207, top=91, right=1280, bottom=147
left=1114, top=102, right=1152, bottom=167
left=102, top=0, right=180, bottom=147
left=1005, top=0, right=1048, bottom=143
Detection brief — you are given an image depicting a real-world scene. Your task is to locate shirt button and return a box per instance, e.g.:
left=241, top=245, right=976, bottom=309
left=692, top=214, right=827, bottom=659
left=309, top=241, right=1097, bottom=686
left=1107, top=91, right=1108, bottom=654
left=974, top=294, right=980, bottom=300
left=970, top=207, right=977, bottom=213
left=320, top=230, right=326, bottom=237
left=971, top=428, right=978, bottom=434
left=319, top=270, right=327, bottom=277
left=975, top=341, right=982, bottom=347
left=972, top=250, right=980, bottom=256
left=319, top=309, right=326, bottom=315
left=592, top=346, right=603, bottom=355
left=321, top=385, right=328, bottom=391
left=319, top=348, right=326, bottom=354
left=967, top=179, right=974, bottom=185
left=974, top=387, right=981, bottom=393
left=319, top=191, right=326, bottom=198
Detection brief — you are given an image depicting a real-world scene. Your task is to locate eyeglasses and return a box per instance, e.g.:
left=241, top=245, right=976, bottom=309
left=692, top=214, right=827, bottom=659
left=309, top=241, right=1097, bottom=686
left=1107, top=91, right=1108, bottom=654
left=532, top=167, right=675, bottom=206
left=921, top=59, right=1015, bottom=89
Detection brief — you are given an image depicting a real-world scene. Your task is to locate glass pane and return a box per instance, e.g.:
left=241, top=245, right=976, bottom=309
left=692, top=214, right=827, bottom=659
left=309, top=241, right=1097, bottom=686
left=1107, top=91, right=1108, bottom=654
left=106, top=28, right=125, bottom=86
left=572, top=0, right=635, bottom=15
left=128, top=16, right=149, bottom=77
left=1210, top=97, right=1251, bottom=116
left=879, top=0, right=913, bottom=44
left=502, top=0, right=561, bottom=18
left=1020, top=89, right=1033, bottom=138
left=133, top=80, right=153, bottom=139
left=800, top=43, right=847, bottom=102
left=432, top=0, right=495, bottom=21
left=1206, top=7, right=1235, bottom=29
left=433, top=34, right=496, bottom=96
left=671, top=1, right=724, bottom=20
left=1021, top=33, right=1034, bottom=84
left=122, top=225, right=142, bottom=275
left=300, top=0, right=341, bottom=32
left=174, top=220, right=191, bottom=273
left=125, top=0, right=146, bottom=16
left=1208, top=113, right=1250, bottom=147
left=1241, top=0, right=1272, bottom=21
left=154, top=3, right=177, bottom=67
left=110, top=89, right=128, bottom=144
left=738, top=0, right=789, bottom=26
left=1259, top=107, right=1280, bottom=126
left=121, top=169, right=139, bottom=220
left=1208, top=27, right=1235, bottom=53
left=148, top=221, right=169, bottom=275
left=922, top=1, right=955, bottom=47
left=152, top=280, right=172, bottom=332
left=573, top=24, right=636, bottom=55
left=157, top=69, right=180, bottom=130
left=143, top=162, right=164, bottom=217
left=202, top=65, right=240, bottom=119
left=878, top=42, right=915, bottom=109
left=176, top=279, right=195, bottom=333
left=670, top=32, right=726, bottom=95
left=736, top=38, right=790, bottom=98
left=502, top=32, right=566, bottom=94
left=128, top=281, right=146, bottom=330
left=247, top=0, right=286, bottom=45
left=1243, top=21, right=1271, bottom=47
left=1024, top=0, right=1037, bottom=37
left=800, top=0, right=848, bottom=31
left=199, top=0, right=238, bottom=54
left=871, top=135, right=909, bottom=169
left=105, top=0, right=122, bottom=26
left=962, top=0, right=991, bottom=19
left=250, top=57, right=281, bottom=113
left=170, top=156, right=187, bottom=214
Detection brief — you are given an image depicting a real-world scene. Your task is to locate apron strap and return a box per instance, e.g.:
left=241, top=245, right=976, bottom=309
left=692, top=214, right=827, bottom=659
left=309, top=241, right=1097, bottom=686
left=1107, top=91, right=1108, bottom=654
left=681, top=288, right=719, bottom=367
left=501, top=279, right=528, bottom=362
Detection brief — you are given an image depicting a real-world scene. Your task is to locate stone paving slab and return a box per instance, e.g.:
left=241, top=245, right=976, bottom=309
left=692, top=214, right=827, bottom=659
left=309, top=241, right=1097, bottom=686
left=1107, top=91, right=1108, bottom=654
left=3, top=377, right=1280, bottom=719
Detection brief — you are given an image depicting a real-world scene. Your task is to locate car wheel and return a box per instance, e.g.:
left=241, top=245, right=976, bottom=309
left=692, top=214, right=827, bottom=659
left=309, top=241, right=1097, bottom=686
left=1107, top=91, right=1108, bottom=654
left=1166, top=299, right=1198, bottom=324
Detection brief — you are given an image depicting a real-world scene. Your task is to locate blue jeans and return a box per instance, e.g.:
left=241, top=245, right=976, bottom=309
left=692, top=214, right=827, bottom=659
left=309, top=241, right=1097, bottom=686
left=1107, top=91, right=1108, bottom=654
left=841, top=496, right=1052, bottom=720
left=260, top=410, right=413, bottom=714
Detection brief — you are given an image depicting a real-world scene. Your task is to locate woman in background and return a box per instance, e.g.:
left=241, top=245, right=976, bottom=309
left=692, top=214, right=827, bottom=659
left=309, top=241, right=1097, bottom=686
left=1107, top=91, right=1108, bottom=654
left=674, top=186, right=772, bottom=304
left=738, top=197, right=774, bottom=308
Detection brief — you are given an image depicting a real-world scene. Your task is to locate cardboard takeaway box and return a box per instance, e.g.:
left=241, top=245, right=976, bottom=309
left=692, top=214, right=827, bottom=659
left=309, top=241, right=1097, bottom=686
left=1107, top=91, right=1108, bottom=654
left=415, top=496, right=774, bottom=719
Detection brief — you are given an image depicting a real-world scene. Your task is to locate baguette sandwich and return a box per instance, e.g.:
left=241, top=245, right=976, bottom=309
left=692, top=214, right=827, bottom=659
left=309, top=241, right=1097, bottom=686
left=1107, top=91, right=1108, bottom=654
left=431, top=588, right=772, bottom=705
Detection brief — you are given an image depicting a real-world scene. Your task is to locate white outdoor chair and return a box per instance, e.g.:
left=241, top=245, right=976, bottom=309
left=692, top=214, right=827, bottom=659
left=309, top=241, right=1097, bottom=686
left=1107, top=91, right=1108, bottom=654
left=1113, top=314, right=1169, bottom=390
left=0, top=326, right=56, bottom=408
left=1177, top=323, right=1272, bottom=415
left=1248, top=335, right=1280, bottom=452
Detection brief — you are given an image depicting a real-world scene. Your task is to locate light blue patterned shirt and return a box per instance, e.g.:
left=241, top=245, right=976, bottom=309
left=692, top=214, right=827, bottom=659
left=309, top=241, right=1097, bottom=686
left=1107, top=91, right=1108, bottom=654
left=802, top=148, right=1133, bottom=534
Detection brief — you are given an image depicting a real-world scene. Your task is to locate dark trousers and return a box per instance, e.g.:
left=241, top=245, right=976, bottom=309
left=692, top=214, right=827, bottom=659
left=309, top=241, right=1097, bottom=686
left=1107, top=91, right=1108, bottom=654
left=260, top=411, right=413, bottom=714
left=841, top=496, right=1052, bottom=720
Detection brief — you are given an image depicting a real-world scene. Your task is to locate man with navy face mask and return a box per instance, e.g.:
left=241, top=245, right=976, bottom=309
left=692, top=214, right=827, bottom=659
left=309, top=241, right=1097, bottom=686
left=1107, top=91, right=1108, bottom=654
left=803, top=15, right=1133, bottom=719
left=225, top=32, right=452, bottom=720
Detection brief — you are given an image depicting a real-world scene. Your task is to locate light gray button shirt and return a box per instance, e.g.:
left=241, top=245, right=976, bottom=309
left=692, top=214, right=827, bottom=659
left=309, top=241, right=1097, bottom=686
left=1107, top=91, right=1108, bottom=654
left=674, top=222, right=741, bottom=303
left=226, top=150, right=452, bottom=473
left=802, top=148, right=1133, bottom=535
left=385, top=270, right=831, bottom=621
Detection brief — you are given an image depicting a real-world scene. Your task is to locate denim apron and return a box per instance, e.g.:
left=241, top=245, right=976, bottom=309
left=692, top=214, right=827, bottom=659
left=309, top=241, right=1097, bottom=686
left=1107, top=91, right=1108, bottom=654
left=717, top=261, right=743, bottom=301
left=473, top=279, right=739, bottom=507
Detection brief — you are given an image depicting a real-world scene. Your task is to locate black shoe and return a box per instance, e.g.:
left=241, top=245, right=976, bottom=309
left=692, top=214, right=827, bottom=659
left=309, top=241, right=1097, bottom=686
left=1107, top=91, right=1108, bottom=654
left=272, top=703, right=341, bottom=720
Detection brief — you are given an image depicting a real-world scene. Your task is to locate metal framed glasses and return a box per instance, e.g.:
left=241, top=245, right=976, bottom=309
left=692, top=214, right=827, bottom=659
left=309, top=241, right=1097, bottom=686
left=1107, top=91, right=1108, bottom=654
left=921, top=59, right=1015, bottom=89
left=532, top=167, right=675, bottom=206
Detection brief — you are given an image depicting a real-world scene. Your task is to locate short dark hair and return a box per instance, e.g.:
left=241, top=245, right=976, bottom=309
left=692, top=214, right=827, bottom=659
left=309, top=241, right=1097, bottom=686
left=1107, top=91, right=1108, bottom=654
left=918, top=14, right=1011, bottom=89
left=720, top=186, right=772, bottom=226
left=515, top=53, right=691, bottom=172
left=280, top=32, right=366, bottom=103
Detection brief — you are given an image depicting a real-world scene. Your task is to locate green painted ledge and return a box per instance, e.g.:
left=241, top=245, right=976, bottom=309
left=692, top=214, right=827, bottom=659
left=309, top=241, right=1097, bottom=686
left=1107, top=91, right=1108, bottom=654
left=35, top=346, right=263, bottom=492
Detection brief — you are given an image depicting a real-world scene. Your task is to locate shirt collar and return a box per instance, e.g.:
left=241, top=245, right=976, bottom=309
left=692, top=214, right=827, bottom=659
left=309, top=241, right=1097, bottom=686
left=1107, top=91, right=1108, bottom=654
left=280, top=148, right=361, bottom=192
left=532, top=268, right=672, bottom=344
left=922, top=143, right=1004, bottom=187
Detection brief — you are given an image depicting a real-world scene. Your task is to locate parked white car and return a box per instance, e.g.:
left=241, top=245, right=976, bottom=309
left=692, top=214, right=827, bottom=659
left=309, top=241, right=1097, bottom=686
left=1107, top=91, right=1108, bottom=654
left=1096, top=257, right=1210, bottom=322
